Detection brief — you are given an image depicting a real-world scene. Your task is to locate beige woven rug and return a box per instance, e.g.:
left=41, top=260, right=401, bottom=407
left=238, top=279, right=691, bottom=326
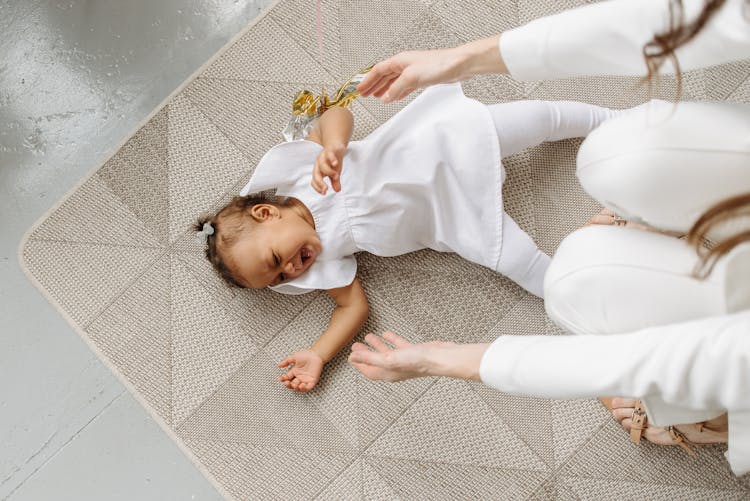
left=20, top=0, right=750, bottom=499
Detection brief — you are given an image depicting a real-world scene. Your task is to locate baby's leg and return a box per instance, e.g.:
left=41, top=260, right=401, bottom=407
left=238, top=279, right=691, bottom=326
left=497, top=212, right=551, bottom=298
left=487, top=100, right=623, bottom=157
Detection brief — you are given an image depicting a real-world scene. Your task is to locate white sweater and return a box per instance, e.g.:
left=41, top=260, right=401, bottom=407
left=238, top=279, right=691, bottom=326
left=500, top=0, right=750, bottom=81
left=482, top=0, right=750, bottom=475
left=479, top=312, right=750, bottom=474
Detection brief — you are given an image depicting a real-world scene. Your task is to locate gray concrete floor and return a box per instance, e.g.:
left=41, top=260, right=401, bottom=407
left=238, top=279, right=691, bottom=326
left=0, top=1, right=273, bottom=499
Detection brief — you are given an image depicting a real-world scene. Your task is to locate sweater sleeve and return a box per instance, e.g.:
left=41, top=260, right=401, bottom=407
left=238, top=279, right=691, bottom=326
left=499, top=0, right=750, bottom=81
left=479, top=311, right=750, bottom=412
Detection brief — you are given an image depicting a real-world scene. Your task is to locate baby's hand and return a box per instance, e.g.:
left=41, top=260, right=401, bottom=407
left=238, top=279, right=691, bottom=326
left=278, top=349, right=324, bottom=392
left=311, top=144, right=345, bottom=195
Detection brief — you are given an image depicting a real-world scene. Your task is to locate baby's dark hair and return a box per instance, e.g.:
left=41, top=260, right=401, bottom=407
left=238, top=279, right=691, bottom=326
left=194, top=193, right=294, bottom=288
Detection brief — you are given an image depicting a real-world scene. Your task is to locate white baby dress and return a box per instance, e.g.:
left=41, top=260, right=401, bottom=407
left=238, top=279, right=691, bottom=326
left=240, top=83, right=505, bottom=295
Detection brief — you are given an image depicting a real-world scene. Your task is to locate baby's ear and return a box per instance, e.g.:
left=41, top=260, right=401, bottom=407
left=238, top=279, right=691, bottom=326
left=249, top=203, right=280, bottom=222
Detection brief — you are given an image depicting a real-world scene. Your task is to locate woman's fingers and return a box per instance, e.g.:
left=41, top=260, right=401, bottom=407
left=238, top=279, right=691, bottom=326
left=350, top=342, right=369, bottom=352
left=382, top=331, right=411, bottom=348
left=357, top=62, right=399, bottom=96
left=370, top=75, right=399, bottom=99
left=348, top=348, right=384, bottom=366
left=382, top=71, right=418, bottom=103
left=278, top=357, right=294, bottom=368
left=364, top=332, right=393, bottom=353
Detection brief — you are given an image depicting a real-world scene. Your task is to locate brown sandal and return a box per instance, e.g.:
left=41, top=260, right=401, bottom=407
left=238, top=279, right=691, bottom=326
left=600, top=397, right=648, bottom=443
left=599, top=397, right=727, bottom=456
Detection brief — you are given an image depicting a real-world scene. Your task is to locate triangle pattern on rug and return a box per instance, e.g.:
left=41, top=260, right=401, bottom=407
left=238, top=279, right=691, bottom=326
left=552, top=397, right=609, bottom=468
left=202, top=15, right=331, bottom=83
left=365, top=454, right=552, bottom=500
left=560, top=474, right=750, bottom=500
left=167, top=93, right=253, bottom=243
left=170, top=256, right=257, bottom=425
left=183, top=438, right=356, bottom=501
left=86, top=254, right=172, bottom=423
left=184, top=77, right=341, bottom=162
left=21, top=240, right=163, bottom=327
left=98, top=108, right=170, bottom=243
left=316, top=457, right=401, bottom=501
left=366, top=377, right=549, bottom=472
left=177, top=351, right=354, bottom=454
left=558, top=415, right=748, bottom=491
left=29, top=175, right=161, bottom=248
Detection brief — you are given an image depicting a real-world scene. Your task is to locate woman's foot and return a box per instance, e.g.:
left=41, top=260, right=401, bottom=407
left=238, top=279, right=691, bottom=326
left=606, top=397, right=728, bottom=451
left=586, top=208, right=683, bottom=237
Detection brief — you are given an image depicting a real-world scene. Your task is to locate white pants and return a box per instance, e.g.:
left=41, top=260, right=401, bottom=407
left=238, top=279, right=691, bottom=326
left=542, top=100, right=750, bottom=471
left=487, top=100, right=623, bottom=297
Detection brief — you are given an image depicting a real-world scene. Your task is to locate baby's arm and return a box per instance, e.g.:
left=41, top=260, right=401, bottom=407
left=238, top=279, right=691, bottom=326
left=306, top=107, right=354, bottom=194
left=278, top=277, right=369, bottom=392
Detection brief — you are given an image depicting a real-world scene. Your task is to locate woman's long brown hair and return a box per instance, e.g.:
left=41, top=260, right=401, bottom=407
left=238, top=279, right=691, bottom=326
left=687, top=194, right=750, bottom=277
left=642, top=0, right=750, bottom=276
left=642, top=0, right=727, bottom=100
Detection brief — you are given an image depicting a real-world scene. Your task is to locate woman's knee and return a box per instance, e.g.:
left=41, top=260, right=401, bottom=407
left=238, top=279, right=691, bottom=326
left=575, top=101, right=750, bottom=236
left=544, top=226, right=725, bottom=336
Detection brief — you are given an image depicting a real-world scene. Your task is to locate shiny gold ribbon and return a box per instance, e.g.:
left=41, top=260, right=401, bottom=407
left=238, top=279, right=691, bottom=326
left=291, top=65, right=373, bottom=117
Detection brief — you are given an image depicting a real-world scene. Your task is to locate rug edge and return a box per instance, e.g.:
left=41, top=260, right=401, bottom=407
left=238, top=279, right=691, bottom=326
left=16, top=1, right=289, bottom=499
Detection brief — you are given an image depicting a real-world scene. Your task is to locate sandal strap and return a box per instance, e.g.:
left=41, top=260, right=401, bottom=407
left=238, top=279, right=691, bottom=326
left=667, top=425, right=697, bottom=457
left=629, top=400, right=648, bottom=444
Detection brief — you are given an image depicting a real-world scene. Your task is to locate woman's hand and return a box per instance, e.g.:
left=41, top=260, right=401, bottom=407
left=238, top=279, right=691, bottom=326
left=357, top=48, right=465, bottom=103
left=311, top=144, right=345, bottom=195
left=278, top=349, right=325, bottom=392
left=357, top=35, right=506, bottom=103
left=348, top=332, right=454, bottom=381
left=349, top=331, right=489, bottom=382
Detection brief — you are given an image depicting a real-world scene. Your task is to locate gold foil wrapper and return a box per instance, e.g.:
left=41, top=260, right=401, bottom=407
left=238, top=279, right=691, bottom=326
left=282, top=66, right=372, bottom=142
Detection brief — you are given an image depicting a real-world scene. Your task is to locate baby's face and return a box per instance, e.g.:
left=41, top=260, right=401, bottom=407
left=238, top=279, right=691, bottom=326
left=227, top=206, right=321, bottom=289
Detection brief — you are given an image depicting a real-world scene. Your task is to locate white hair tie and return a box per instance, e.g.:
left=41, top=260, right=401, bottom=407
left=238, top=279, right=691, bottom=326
left=195, top=221, right=215, bottom=244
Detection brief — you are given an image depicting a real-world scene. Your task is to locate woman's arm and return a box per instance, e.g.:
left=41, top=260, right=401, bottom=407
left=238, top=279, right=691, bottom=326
left=479, top=311, right=750, bottom=412
left=356, top=35, right=507, bottom=103
left=307, top=107, right=354, bottom=194
left=359, top=0, right=749, bottom=101
left=350, top=311, right=750, bottom=412
left=349, top=332, right=489, bottom=382
left=499, top=0, right=749, bottom=81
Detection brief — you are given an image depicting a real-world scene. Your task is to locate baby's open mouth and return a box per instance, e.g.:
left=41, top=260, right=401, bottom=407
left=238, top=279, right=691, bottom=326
left=300, top=246, right=313, bottom=264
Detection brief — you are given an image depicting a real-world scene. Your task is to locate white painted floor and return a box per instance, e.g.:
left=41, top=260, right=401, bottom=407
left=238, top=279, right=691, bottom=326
left=0, top=1, right=272, bottom=499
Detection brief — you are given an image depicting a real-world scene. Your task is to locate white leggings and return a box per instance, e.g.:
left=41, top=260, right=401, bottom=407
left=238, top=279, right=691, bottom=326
left=487, top=100, right=622, bottom=297
left=544, top=100, right=750, bottom=424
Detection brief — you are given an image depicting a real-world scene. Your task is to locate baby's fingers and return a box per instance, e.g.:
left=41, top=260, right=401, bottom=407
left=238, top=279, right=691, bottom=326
left=311, top=164, right=328, bottom=195
left=326, top=150, right=339, bottom=167
left=318, top=163, right=342, bottom=193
